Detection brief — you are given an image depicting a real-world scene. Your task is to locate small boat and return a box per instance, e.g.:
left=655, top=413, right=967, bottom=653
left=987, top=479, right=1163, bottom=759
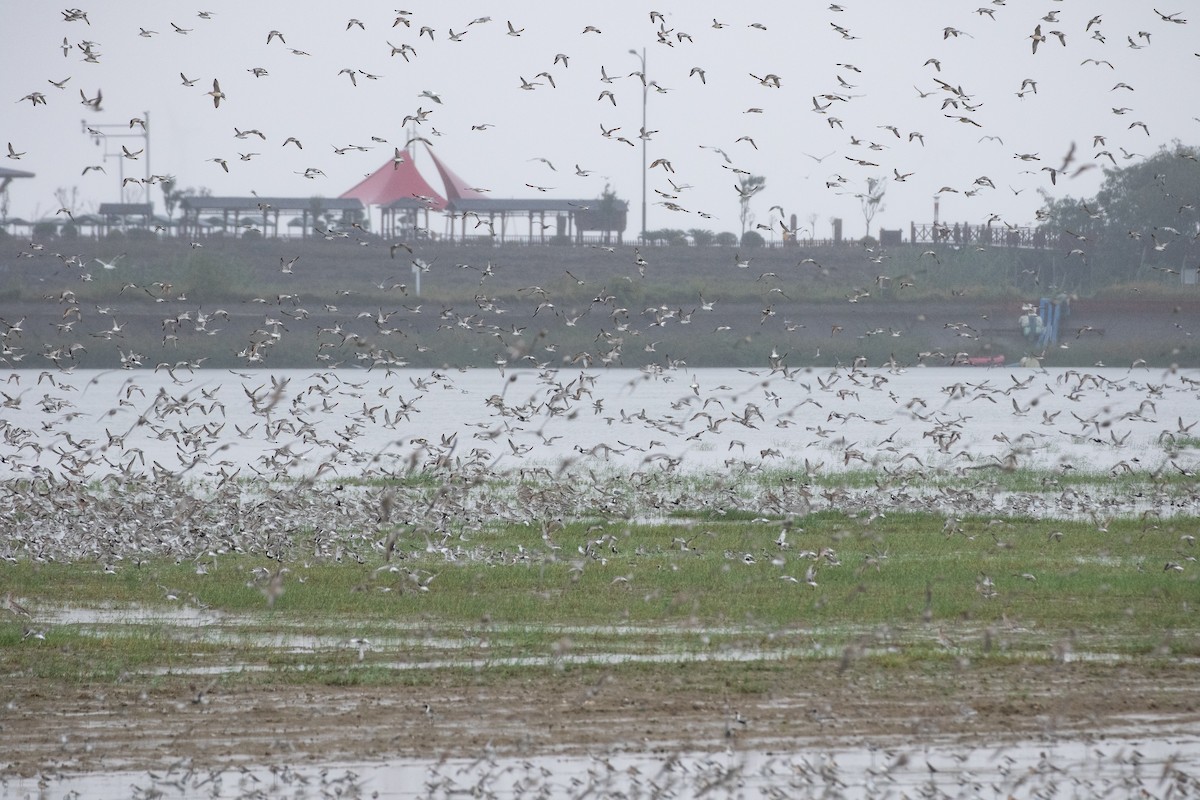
left=963, top=354, right=1006, bottom=367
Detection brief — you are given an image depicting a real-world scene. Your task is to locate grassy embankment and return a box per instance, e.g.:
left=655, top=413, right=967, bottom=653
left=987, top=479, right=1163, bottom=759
left=3, top=238, right=1197, bottom=368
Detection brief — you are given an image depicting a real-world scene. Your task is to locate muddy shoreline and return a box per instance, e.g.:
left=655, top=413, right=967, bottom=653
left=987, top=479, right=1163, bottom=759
left=4, top=661, right=1197, bottom=777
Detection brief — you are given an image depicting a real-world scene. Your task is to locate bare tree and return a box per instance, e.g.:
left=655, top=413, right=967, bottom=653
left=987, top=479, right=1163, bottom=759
left=160, top=178, right=181, bottom=220
left=737, top=174, right=765, bottom=236
left=858, top=176, right=887, bottom=240
left=53, top=186, right=82, bottom=217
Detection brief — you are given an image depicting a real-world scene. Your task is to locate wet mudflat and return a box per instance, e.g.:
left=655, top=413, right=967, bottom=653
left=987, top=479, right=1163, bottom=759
left=3, top=661, right=1199, bottom=797
left=2, top=364, right=1197, bottom=796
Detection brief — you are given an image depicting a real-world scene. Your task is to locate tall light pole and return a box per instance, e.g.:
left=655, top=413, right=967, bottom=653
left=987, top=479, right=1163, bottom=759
left=82, top=111, right=151, bottom=208
left=628, top=48, right=647, bottom=243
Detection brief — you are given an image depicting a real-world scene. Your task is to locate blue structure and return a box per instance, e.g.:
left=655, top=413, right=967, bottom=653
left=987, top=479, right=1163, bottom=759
left=1035, top=296, right=1070, bottom=348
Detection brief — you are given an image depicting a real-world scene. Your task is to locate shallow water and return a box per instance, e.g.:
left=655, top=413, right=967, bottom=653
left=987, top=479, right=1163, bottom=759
left=5, top=366, right=1199, bottom=795
left=3, top=365, right=1197, bottom=480
left=38, top=603, right=1200, bottom=679
left=7, top=732, right=1200, bottom=799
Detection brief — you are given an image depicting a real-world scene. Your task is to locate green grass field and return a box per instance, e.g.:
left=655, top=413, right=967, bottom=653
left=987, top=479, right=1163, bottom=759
left=3, top=508, right=1196, bottom=686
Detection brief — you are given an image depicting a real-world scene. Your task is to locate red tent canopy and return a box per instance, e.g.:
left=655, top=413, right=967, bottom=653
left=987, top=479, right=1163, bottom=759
left=340, top=149, right=447, bottom=210
left=425, top=147, right=487, bottom=203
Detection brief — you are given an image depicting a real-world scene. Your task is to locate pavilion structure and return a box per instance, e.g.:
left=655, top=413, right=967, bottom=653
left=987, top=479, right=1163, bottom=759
left=341, top=145, right=627, bottom=244
left=177, top=196, right=364, bottom=239
left=340, top=148, right=447, bottom=240
left=97, top=203, right=155, bottom=235
left=0, top=165, right=35, bottom=194
left=1, top=166, right=36, bottom=235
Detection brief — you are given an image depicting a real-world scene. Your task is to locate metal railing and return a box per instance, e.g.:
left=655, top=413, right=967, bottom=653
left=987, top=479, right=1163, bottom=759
left=14, top=216, right=1071, bottom=251
left=910, top=222, right=1047, bottom=249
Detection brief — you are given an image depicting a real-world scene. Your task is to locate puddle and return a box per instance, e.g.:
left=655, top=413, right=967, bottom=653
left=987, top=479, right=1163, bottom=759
left=137, top=646, right=1200, bottom=678
left=6, top=734, right=1199, bottom=799
left=41, top=603, right=232, bottom=627
left=34, top=604, right=1200, bottom=677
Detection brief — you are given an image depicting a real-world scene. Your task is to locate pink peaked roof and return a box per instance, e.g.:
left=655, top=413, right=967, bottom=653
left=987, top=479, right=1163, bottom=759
left=424, top=146, right=487, bottom=202
left=340, top=149, right=447, bottom=210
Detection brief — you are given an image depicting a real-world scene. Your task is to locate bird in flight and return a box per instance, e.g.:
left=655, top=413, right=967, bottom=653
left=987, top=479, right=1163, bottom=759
left=1029, top=24, right=1046, bottom=53
left=207, top=79, right=225, bottom=108
left=1153, top=9, right=1187, bottom=24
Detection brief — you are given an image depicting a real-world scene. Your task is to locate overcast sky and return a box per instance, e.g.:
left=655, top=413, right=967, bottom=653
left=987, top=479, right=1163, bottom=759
left=3, top=2, right=1196, bottom=238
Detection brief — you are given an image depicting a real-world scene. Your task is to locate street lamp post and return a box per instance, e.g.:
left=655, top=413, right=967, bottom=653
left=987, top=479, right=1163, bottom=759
left=82, top=111, right=152, bottom=209
left=628, top=48, right=647, bottom=243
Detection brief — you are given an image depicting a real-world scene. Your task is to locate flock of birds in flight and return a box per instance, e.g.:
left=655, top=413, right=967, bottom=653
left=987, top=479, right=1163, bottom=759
left=2, top=14, right=1197, bottom=446
left=0, top=6, right=1197, bottom=621
left=7, top=4, right=1196, bottom=236
left=1, top=11, right=1200, bottom=790
left=1, top=5, right=1197, bottom=490
left=4, top=5, right=1195, bottom=366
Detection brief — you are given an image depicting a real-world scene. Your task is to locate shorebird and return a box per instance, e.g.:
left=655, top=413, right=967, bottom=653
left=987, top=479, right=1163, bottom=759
left=1029, top=24, right=1046, bottom=53
left=207, top=79, right=224, bottom=107
left=1153, top=9, right=1187, bottom=24
left=76, top=87, right=103, bottom=111
left=5, top=592, right=32, bottom=617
